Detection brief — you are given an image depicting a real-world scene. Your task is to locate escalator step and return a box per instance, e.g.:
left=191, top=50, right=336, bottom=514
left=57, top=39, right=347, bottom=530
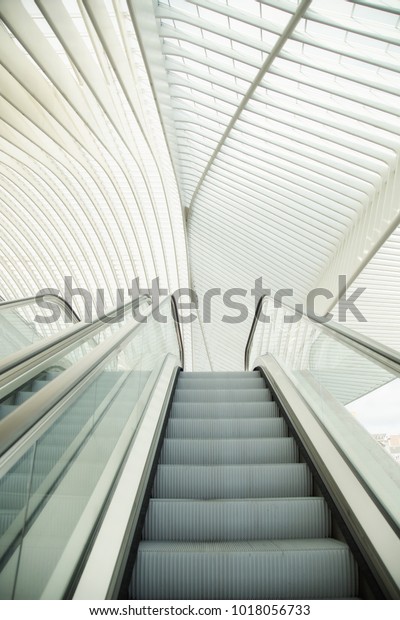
left=177, top=378, right=265, bottom=390
left=132, top=539, right=358, bottom=600
left=143, top=498, right=331, bottom=541
left=31, top=380, right=49, bottom=392
left=37, top=428, right=82, bottom=447
left=171, top=402, right=278, bottom=419
left=0, top=473, right=31, bottom=496
left=31, top=447, right=72, bottom=474
left=160, top=438, right=298, bottom=465
left=132, top=369, right=359, bottom=601
left=173, top=388, right=271, bottom=403
left=0, top=404, right=16, bottom=420
left=0, top=509, right=21, bottom=533
left=153, top=464, right=312, bottom=499
left=165, top=418, right=288, bottom=439
left=0, top=492, right=26, bottom=511
left=44, top=371, right=64, bottom=380
left=14, top=391, right=33, bottom=405
left=180, top=372, right=261, bottom=379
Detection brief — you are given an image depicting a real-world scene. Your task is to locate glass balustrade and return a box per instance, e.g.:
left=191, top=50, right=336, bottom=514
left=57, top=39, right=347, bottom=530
left=0, top=297, right=181, bottom=599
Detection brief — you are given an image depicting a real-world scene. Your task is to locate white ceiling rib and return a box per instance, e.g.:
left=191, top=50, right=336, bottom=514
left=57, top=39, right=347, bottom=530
left=1, top=0, right=399, bottom=372
left=0, top=0, right=189, bottom=324
left=138, top=0, right=400, bottom=370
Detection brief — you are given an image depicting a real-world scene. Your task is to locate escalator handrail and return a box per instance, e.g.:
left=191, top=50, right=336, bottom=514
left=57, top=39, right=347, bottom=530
left=255, top=354, right=400, bottom=599
left=0, top=294, right=80, bottom=324
left=245, top=294, right=400, bottom=373
left=0, top=295, right=150, bottom=379
left=171, top=293, right=184, bottom=370
left=0, top=295, right=183, bottom=459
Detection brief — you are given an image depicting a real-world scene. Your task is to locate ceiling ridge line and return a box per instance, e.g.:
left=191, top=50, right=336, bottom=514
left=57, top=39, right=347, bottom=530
left=187, top=0, right=312, bottom=213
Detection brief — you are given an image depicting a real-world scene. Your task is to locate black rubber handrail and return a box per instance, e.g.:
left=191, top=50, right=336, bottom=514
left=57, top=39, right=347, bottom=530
left=171, top=294, right=184, bottom=370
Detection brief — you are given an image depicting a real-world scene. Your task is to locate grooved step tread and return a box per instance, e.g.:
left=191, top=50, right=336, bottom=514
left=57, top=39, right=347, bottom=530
left=180, top=372, right=260, bottom=379
left=160, top=438, right=298, bottom=465
left=143, top=498, right=331, bottom=541
left=165, top=418, right=288, bottom=439
left=153, top=464, right=312, bottom=499
left=177, top=378, right=265, bottom=390
left=171, top=402, right=278, bottom=418
left=173, top=388, right=271, bottom=403
left=0, top=404, right=15, bottom=420
left=133, top=370, right=357, bottom=601
left=132, top=539, right=358, bottom=600
left=32, top=380, right=49, bottom=392
left=14, top=391, right=32, bottom=405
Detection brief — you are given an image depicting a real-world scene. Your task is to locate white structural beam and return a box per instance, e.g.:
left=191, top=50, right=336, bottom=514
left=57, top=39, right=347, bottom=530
left=186, top=0, right=313, bottom=209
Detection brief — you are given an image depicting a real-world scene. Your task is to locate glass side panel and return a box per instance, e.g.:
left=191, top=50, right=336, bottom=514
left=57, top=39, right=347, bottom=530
left=0, top=301, right=149, bottom=425
left=0, top=299, right=77, bottom=362
left=248, top=297, right=400, bottom=527
left=0, top=298, right=180, bottom=599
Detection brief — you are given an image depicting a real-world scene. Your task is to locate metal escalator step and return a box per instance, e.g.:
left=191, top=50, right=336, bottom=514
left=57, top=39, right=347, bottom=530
left=0, top=508, right=20, bottom=533
left=173, top=389, right=272, bottom=403
left=44, top=371, right=63, bottom=380
left=0, top=472, right=33, bottom=497
left=160, top=438, right=298, bottom=465
left=55, top=406, right=96, bottom=420
left=153, top=464, right=312, bottom=499
left=0, top=491, right=26, bottom=511
left=171, top=401, right=278, bottom=419
left=0, top=450, right=35, bottom=479
left=180, top=372, right=260, bottom=379
left=31, top=380, right=49, bottom=392
left=165, top=418, right=288, bottom=439
left=177, top=378, right=265, bottom=390
left=37, top=427, right=81, bottom=447
left=6, top=367, right=110, bottom=412
left=0, top=404, right=16, bottom=420
left=31, top=446, right=71, bottom=474
left=14, top=391, right=33, bottom=405
left=132, top=539, right=357, bottom=600
left=143, top=498, right=331, bottom=541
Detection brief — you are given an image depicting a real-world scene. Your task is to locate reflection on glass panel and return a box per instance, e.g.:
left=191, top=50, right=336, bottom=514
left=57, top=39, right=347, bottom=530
left=248, top=297, right=400, bottom=527
left=0, top=301, right=150, bottom=426
left=308, top=331, right=395, bottom=406
left=0, top=298, right=180, bottom=599
left=0, top=300, right=77, bottom=363
left=249, top=299, right=397, bottom=413
left=348, top=379, right=400, bottom=465
left=0, top=308, right=43, bottom=359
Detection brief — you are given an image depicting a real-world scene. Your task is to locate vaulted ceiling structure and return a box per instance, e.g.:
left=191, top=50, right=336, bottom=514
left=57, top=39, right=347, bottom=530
left=0, top=0, right=399, bottom=370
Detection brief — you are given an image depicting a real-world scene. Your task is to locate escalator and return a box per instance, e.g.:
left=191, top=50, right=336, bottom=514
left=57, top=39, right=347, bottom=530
left=0, top=295, right=399, bottom=600
left=0, top=294, right=80, bottom=361
left=132, top=371, right=357, bottom=600
left=0, top=368, right=149, bottom=599
left=0, top=369, right=63, bottom=421
left=0, top=294, right=149, bottom=452
left=0, top=295, right=180, bottom=599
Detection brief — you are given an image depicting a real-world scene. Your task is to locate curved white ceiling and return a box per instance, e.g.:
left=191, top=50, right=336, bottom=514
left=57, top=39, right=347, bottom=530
left=0, top=0, right=189, bottom=318
left=1, top=0, right=399, bottom=372
left=332, top=224, right=400, bottom=353
left=136, top=0, right=400, bottom=370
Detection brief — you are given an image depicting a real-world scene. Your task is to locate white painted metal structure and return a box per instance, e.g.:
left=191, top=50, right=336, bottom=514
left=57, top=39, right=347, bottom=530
left=332, top=224, right=400, bottom=353
left=0, top=0, right=399, bottom=370
left=0, top=0, right=189, bottom=311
